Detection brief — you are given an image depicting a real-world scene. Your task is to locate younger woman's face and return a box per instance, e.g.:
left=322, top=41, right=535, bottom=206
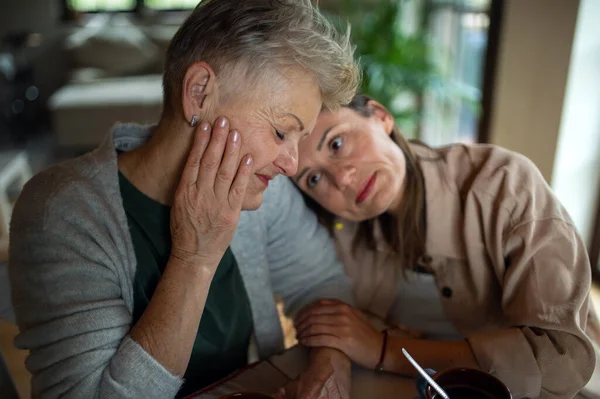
left=295, top=103, right=407, bottom=221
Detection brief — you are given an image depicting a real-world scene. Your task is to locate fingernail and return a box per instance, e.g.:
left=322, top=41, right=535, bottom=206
left=200, top=122, right=210, bottom=131
left=218, top=117, right=228, bottom=128
left=246, top=155, right=253, bottom=166
left=232, top=130, right=239, bottom=143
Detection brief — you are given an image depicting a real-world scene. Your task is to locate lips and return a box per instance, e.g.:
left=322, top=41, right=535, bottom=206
left=355, top=174, right=376, bottom=204
left=256, top=174, right=273, bottom=187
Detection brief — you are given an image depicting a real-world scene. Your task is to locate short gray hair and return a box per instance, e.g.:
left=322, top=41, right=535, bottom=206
left=163, top=0, right=360, bottom=113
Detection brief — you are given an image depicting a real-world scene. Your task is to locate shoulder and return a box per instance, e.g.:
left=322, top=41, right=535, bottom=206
left=418, top=143, right=570, bottom=227
left=413, top=142, right=541, bottom=182
left=11, top=152, right=118, bottom=234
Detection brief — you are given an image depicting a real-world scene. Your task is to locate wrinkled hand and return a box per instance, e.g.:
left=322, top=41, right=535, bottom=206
left=294, top=300, right=383, bottom=369
left=170, top=116, right=253, bottom=271
left=274, top=348, right=351, bottom=399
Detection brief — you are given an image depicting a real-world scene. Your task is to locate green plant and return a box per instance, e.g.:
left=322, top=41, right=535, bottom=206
left=325, top=0, right=443, bottom=137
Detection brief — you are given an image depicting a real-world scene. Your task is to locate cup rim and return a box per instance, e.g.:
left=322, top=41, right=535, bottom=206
left=425, top=367, right=511, bottom=399
left=218, top=392, right=273, bottom=399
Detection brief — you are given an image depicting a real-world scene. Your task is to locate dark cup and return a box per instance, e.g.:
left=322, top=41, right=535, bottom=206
left=219, top=392, right=273, bottom=399
left=417, top=368, right=512, bottom=399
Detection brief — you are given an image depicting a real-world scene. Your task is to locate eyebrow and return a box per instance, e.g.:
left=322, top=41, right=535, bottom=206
left=295, top=167, right=309, bottom=184
left=317, top=125, right=336, bottom=151
left=282, top=113, right=305, bottom=131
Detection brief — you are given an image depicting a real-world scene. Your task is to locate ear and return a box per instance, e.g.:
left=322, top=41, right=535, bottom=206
left=181, top=61, right=218, bottom=124
left=367, top=100, right=395, bottom=136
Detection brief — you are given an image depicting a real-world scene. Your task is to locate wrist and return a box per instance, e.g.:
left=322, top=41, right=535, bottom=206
left=375, top=329, right=389, bottom=372
left=309, top=347, right=351, bottom=372
left=167, top=254, right=218, bottom=281
left=382, top=335, right=412, bottom=375
left=309, top=347, right=348, bottom=361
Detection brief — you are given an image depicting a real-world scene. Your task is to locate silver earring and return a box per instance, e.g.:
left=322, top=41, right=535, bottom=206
left=190, top=115, right=199, bottom=127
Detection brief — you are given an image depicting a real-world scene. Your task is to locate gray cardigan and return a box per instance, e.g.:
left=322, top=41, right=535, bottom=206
left=8, top=124, right=353, bottom=399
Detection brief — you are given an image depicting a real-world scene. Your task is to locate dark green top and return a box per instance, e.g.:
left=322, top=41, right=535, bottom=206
left=118, top=172, right=253, bottom=398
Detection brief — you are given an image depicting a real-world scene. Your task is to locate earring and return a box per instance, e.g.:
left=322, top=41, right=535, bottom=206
left=190, top=115, right=199, bottom=127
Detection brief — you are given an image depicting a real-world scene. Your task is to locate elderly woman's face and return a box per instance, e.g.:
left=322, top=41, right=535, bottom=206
left=214, top=69, right=322, bottom=210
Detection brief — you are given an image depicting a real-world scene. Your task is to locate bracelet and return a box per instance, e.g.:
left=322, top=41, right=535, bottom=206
left=375, top=329, right=389, bottom=372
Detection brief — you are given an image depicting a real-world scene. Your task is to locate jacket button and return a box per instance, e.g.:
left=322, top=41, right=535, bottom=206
left=441, top=287, right=453, bottom=298
left=422, top=255, right=433, bottom=264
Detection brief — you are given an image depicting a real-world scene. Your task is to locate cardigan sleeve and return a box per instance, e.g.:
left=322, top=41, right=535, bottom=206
left=9, top=174, right=183, bottom=399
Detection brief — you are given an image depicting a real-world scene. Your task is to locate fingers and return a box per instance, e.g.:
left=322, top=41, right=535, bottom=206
left=180, top=122, right=211, bottom=185
left=295, top=314, right=346, bottom=336
left=296, top=302, right=350, bottom=327
left=213, top=127, right=242, bottom=199
left=197, top=116, right=231, bottom=187
left=299, top=334, right=343, bottom=352
left=228, top=154, right=253, bottom=210
left=297, top=323, right=341, bottom=340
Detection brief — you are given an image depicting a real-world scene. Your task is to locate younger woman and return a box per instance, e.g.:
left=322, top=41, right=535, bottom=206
left=293, top=94, right=600, bottom=398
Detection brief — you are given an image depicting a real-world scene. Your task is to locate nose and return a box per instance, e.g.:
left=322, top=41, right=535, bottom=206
left=273, top=144, right=299, bottom=177
left=332, top=163, right=356, bottom=190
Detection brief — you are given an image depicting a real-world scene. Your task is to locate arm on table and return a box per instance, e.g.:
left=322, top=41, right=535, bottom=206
left=383, top=337, right=478, bottom=376
left=295, top=219, right=595, bottom=397
left=274, top=347, right=352, bottom=399
left=294, top=300, right=478, bottom=375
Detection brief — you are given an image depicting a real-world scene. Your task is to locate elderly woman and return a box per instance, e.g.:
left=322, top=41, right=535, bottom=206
left=8, top=1, right=360, bottom=398
left=292, top=94, right=600, bottom=398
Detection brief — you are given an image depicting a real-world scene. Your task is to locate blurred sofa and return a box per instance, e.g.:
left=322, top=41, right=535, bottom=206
left=48, top=15, right=178, bottom=150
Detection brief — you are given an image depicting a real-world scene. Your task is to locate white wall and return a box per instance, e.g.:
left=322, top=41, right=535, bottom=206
left=551, top=0, right=600, bottom=247
left=488, top=0, right=579, bottom=183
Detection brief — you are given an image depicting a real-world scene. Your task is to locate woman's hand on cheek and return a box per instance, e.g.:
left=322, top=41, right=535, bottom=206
left=294, top=300, right=383, bottom=369
left=170, top=116, right=253, bottom=273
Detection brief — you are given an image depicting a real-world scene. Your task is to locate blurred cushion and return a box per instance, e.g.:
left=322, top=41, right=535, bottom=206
left=48, top=74, right=163, bottom=149
left=69, top=67, right=109, bottom=83
left=66, top=14, right=159, bottom=76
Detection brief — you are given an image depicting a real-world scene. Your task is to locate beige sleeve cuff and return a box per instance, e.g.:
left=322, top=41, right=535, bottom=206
left=466, top=328, right=542, bottom=398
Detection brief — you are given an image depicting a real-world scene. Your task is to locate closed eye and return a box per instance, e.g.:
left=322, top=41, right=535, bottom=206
left=276, top=130, right=285, bottom=141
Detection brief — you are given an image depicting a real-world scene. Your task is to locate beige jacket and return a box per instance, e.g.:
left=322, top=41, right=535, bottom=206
left=334, top=143, right=599, bottom=399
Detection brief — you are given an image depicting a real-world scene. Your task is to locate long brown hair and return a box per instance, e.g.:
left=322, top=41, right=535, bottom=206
left=301, top=94, right=427, bottom=271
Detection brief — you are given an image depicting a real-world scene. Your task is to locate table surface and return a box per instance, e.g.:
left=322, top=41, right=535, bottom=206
left=189, top=345, right=418, bottom=399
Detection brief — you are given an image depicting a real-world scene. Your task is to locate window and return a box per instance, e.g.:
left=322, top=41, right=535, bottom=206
left=145, top=0, right=200, bottom=10
left=67, top=0, right=136, bottom=12
left=65, top=0, right=200, bottom=13
left=420, top=0, right=492, bottom=146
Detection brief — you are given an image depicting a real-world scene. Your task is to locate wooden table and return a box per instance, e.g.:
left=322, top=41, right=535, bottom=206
left=188, top=346, right=417, bottom=399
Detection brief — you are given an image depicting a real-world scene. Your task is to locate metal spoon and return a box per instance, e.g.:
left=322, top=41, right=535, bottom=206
left=402, top=348, right=450, bottom=399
